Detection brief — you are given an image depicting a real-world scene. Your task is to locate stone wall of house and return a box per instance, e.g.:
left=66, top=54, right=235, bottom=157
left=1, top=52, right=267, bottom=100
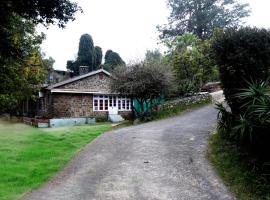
left=56, top=73, right=111, bottom=93
left=51, top=94, right=95, bottom=118
left=48, top=93, right=132, bottom=119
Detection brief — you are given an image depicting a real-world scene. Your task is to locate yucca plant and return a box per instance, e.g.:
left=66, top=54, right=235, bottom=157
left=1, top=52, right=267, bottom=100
left=233, top=78, right=270, bottom=145
left=216, top=103, right=234, bottom=138
left=235, top=79, right=270, bottom=111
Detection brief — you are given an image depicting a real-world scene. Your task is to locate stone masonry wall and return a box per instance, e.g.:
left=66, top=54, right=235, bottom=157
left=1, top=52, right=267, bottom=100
left=52, top=94, right=98, bottom=118
left=57, top=73, right=111, bottom=93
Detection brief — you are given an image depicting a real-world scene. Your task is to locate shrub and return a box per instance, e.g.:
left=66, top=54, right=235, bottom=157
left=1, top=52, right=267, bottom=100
left=216, top=79, right=270, bottom=156
left=95, top=116, right=108, bottom=122
left=211, top=27, right=270, bottom=115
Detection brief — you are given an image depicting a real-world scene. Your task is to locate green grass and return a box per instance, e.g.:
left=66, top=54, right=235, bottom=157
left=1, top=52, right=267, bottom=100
left=0, top=121, right=112, bottom=200
left=208, top=133, right=270, bottom=200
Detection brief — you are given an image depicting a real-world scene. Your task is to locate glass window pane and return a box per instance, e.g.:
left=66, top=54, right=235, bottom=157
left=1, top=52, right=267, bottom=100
left=109, top=96, right=112, bottom=107
left=105, top=100, right=108, bottom=110
left=118, top=100, right=121, bottom=110
left=122, top=100, right=126, bottom=110
left=127, top=100, right=130, bottom=110
left=99, top=99, right=103, bottom=110
left=113, top=97, right=117, bottom=107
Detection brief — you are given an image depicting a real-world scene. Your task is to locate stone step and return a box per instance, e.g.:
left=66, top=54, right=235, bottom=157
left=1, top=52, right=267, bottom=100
left=109, top=114, right=125, bottom=123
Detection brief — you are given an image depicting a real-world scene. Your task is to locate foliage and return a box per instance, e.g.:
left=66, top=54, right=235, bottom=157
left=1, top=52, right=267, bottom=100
left=94, top=46, right=103, bottom=68
left=208, top=133, right=270, bottom=200
left=145, top=49, right=162, bottom=63
left=0, top=120, right=111, bottom=200
left=216, top=79, right=270, bottom=157
left=211, top=27, right=270, bottom=115
left=0, top=17, right=47, bottom=114
left=111, top=61, right=174, bottom=118
left=67, top=36, right=125, bottom=74
left=104, top=50, right=125, bottom=71
left=169, top=34, right=218, bottom=95
left=0, top=0, right=80, bottom=114
left=42, top=56, right=55, bottom=72
left=158, top=0, right=250, bottom=40
left=0, top=0, right=81, bottom=61
left=67, top=34, right=96, bottom=75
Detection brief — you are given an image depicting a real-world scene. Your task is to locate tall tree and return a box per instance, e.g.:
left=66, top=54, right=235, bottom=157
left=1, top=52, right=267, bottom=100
left=94, top=46, right=103, bottom=69
left=0, top=0, right=80, bottom=114
left=0, top=17, right=47, bottom=113
left=104, top=50, right=125, bottom=71
left=67, top=34, right=99, bottom=75
left=145, top=49, right=162, bottom=63
left=0, top=0, right=81, bottom=60
left=158, top=0, right=250, bottom=40
left=77, top=34, right=95, bottom=71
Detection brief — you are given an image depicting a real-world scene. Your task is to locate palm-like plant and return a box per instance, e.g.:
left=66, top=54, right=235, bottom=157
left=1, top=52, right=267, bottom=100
left=216, top=103, right=234, bottom=137
left=235, top=79, right=270, bottom=110
left=218, top=78, right=270, bottom=145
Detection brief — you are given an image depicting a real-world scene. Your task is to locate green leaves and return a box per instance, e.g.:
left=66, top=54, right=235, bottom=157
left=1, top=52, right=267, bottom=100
left=158, top=0, right=250, bottom=40
left=170, top=34, right=218, bottom=95
left=211, top=27, right=270, bottom=115
left=217, top=79, right=270, bottom=145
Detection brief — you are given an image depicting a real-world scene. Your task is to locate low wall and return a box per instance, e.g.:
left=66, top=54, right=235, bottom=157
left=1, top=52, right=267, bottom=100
left=160, top=93, right=211, bottom=111
left=49, top=117, right=96, bottom=128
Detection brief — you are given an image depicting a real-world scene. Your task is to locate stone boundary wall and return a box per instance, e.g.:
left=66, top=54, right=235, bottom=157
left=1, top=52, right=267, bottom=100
left=160, top=93, right=211, bottom=111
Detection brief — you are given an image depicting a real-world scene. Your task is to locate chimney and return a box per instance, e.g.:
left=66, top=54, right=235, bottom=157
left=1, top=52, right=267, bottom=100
left=79, top=66, right=89, bottom=75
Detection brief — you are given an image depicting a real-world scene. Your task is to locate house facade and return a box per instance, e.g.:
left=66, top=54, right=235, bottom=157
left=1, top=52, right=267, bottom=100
left=37, top=69, right=132, bottom=120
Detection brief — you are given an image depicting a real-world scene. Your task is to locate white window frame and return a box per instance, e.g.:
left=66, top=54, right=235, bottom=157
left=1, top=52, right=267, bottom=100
left=93, top=95, right=132, bottom=111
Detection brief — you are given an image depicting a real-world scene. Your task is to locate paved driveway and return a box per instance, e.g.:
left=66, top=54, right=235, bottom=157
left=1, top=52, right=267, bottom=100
left=22, top=105, right=234, bottom=200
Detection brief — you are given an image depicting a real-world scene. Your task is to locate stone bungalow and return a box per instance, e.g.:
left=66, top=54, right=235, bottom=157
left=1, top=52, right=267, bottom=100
left=34, top=68, right=133, bottom=120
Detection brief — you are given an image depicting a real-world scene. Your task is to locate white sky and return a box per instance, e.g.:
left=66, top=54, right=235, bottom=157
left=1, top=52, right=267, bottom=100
left=39, top=0, right=270, bottom=70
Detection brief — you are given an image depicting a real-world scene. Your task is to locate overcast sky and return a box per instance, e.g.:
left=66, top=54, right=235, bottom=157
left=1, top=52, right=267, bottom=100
left=39, top=0, right=270, bottom=70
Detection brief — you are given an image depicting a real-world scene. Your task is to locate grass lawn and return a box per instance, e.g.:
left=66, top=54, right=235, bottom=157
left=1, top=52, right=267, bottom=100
left=0, top=120, right=112, bottom=200
left=208, top=133, right=270, bottom=200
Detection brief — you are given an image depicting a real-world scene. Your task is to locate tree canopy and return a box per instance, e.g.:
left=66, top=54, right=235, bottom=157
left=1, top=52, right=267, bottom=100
left=0, top=17, right=48, bottom=113
left=0, top=0, right=81, bottom=60
left=67, top=34, right=105, bottom=75
left=94, top=46, right=103, bottom=68
left=77, top=34, right=96, bottom=71
left=104, top=50, right=125, bottom=71
left=0, top=0, right=80, bottom=114
left=158, top=0, right=250, bottom=40
left=111, top=61, right=173, bottom=117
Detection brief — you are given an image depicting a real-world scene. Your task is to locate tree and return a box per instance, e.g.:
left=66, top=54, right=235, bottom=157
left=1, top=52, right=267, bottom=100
left=66, top=34, right=96, bottom=75
left=42, top=56, right=55, bottom=72
left=77, top=34, right=96, bottom=71
left=169, top=34, right=218, bottom=94
left=211, top=27, right=270, bottom=115
left=0, top=0, right=81, bottom=60
left=104, top=50, right=125, bottom=71
left=145, top=49, right=162, bottom=63
left=0, top=0, right=80, bottom=114
left=111, top=61, right=174, bottom=118
left=0, top=17, right=47, bottom=113
left=94, top=46, right=103, bottom=69
left=158, top=0, right=250, bottom=40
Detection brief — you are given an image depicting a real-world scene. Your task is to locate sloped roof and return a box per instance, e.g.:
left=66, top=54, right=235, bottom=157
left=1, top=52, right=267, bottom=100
left=47, top=69, right=111, bottom=90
